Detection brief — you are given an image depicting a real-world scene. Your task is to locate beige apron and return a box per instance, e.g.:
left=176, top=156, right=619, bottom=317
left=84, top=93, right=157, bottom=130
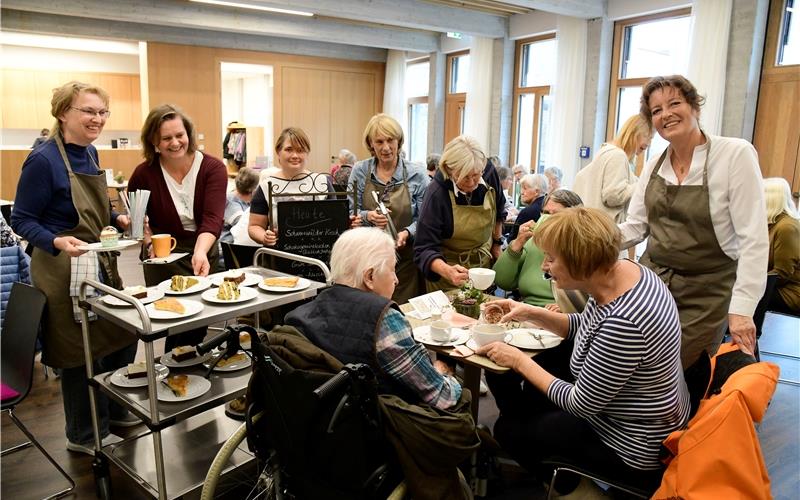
left=426, top=186, right=497, bottom=292
left=639, top=138, right=737, bottom=367
left=31, top=135, right=136, bottom=369
left=363, top=159, right=420, bottom=304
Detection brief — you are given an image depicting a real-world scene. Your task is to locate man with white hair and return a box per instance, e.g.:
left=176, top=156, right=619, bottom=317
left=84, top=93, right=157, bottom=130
left=509, top=173, right=548, bottom=240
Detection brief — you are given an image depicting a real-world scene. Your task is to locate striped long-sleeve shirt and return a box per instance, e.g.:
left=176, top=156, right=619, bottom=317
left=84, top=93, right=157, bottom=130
left=547, top=265, right=691, bottom=469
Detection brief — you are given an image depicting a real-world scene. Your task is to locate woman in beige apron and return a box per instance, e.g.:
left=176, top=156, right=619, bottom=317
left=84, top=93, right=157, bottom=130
left=351, top=114, right=429, bottom=304
left=11, top=82, right=137, bottom=451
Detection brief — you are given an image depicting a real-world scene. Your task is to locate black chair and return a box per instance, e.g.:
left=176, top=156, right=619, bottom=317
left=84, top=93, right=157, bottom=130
left=542, top=458, right=652, bottom=499
left=1, top=282, right=75, bottom=499
left=220, top=241, right=259, bottom=270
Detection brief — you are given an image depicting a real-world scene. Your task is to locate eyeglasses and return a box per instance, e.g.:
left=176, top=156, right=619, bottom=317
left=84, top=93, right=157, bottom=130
left=70, top=106, right=111, bottom=119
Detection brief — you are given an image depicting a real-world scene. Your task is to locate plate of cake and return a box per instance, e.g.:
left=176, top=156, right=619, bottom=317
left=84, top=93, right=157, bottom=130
left=110, top=362, right=169, bottom=388
left=206, top=351, right=251, bottom=372
left=157, top=374, right=211, bottom=402
left=102, top=286, right=165, bottom=307
left=156, top=275, right=212, bottom=295
left=258, top=276, right=311, bottom=293
left=209, top=270, right=261, bottom=288
left=145, top=297, right=204, bottom=320
left=201, top=282, right=259, bottom=304
left=160, top=345, right=213, bottom=368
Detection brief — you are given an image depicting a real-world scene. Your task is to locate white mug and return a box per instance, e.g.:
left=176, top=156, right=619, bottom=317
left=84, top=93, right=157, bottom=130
left=429, top=320, right=451, bottom=343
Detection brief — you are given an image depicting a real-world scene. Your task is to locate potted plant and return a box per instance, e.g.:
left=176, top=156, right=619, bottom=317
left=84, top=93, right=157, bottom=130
left=451, top=281, right=484, bottom=319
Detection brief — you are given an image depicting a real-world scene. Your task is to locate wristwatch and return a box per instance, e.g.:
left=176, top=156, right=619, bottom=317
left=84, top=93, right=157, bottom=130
left=492, top=237, right=503, bottom=245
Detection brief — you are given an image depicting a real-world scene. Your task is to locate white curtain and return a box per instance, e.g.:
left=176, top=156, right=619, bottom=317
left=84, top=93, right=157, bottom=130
left=464, top=36, right=494, bottom=152
left=383, top=49, right=407, bottom=135
left=549, top=16, right=587, bottom=187
left=686, top=0, right=732, bottom=136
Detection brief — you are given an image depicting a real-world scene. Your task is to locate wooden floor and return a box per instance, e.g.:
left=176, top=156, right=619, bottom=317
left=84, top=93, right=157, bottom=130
left=2, top=249, right=799, bottom=499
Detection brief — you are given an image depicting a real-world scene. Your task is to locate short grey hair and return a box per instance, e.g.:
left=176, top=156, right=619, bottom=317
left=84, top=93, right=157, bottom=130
left=338, top=149, right=357, bottom=166
left=497, top=166, right=513, bottom=182
left=521, top=173, right=548, bottom=194
left=440, top=135, right=486, bottom=182
left=543, top=189, right=583, bottom=209
left=543, top=166, right=563, bottom=182
left=330, top=227, right=396, bottom=289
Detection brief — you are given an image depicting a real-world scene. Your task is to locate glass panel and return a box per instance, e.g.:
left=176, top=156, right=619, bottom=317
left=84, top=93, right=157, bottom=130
left=520, top=39, right=556, bottom=87
left=408, top=102, right=428, bottom=164
left=515, top=94, right=534, bottom=171
left=621, top=16, right=690, bottom=79
left=405, top=61, right=430, bottom=98
left=778, top=0, right=799, bottom=65
left=450, top=54, right=471, bottom=94
left=616, top=87, right=668, bottom=162
left=537, top=95, right=552, bottom=172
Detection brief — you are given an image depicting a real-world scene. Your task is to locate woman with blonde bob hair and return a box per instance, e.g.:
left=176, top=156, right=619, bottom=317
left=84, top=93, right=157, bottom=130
left=573, top=114, right=652, bottom=223
left=478, top=207, right=689, bottom=496
left=415, top=135, right=506, bottom=291
left=763, top=177, right=800, bottom=315
left=349, top=113, right=429, bottom=303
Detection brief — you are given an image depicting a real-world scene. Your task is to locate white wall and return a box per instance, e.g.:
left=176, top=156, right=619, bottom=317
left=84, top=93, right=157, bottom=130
left=0, top=45, right=139, bottom=73
left=509, top=11, right=557, bottom=40
left=608, top=0, right=691, bottom=20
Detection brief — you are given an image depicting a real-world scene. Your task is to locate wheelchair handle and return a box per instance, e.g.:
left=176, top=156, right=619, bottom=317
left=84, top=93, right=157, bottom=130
left=196, top=330, right=229, bottom=356
left=314, top=369, right=350, bottom=401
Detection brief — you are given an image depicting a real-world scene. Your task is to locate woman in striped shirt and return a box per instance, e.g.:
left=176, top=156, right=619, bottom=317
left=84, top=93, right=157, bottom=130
left=478, top=207, right=690, bottom=495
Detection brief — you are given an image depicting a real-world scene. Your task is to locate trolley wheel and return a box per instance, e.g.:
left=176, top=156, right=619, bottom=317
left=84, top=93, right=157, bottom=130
left=92, top=455, right=112, bottom=499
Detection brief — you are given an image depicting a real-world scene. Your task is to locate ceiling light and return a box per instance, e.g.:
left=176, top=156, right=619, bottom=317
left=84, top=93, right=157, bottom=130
left=189, top=0, right=314, bottom=17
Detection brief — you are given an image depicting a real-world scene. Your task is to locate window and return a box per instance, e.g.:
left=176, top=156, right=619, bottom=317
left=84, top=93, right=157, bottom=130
left=405, top=60, right=429, bottom=163
left=449, top=53, right=470, bottom=93
left=511, top=35, right=556, bottom=173
left=445, top=51, right=469, bottom=144
left=608, top=9, right=691, bottom=167
left=778, top=0, right=799, bottom=66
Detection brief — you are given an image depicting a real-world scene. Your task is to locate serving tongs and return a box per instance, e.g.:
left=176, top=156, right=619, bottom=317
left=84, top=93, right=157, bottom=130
left=371, top=191, right=398, bottom=240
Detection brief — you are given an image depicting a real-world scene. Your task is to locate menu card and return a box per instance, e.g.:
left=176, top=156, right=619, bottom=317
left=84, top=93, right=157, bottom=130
left=407, top=291, right=451, bottom=320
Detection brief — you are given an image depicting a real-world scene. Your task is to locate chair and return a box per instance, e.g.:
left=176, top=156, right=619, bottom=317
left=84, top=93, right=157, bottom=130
left=1, top=282, right=75, bottom=499
left=220, top=241, right=258, bottom=270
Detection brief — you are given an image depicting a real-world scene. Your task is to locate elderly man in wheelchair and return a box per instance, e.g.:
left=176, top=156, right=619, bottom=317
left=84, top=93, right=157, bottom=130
left=244, top=227, right=480, bottom=500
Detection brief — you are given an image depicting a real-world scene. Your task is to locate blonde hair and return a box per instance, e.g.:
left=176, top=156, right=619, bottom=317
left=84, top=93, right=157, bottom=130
left=764, top=177, right=800, bottom=224
left=363, top=114, right=404, bottom=156
left=533, top=207, right=620, bottom=280
left=50, top=81, right=110, bottom=138
left=274, top=127, right=311, bottom=155
left=330, top=227, right=396, bottom=289
left=613, top=114, right=653, bottom=160
left=439, top=135, right=486, bottom=182
left=140, top=104, right=198, bottom=163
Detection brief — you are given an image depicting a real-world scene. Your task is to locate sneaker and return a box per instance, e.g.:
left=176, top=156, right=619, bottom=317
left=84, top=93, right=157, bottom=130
left=109, top=413, right=141, bottom=428
left=66, top=433, right=124, bottom=456
left=479, top=379, right=489, bottom=396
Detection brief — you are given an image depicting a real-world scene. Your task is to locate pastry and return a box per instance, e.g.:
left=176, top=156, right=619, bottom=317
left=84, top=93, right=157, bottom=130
left=239, top=332, right=251, bottom=344
left=126, top=362, right=147, bottom=379
left=263, top=276, right=300, bottom=288
left=124, top=286, right=148, bottom=299
left=216, top=281, right=240, bottom=300
left=170, top=275, right=199, bottom=291
left=216, top=352, right=246, bottom=368
left=164, top=375, right=189, bottom=397
left=153, top=297, right=186, bottom=314
left=223, top=272, right=246, bottom=285
left=100, top=226, right=120, bottom=247
left=172, top=345, right=197, bottom=362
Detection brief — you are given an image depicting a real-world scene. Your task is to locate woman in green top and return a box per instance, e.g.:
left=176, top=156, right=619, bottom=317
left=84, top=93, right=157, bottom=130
left=494, top=189, right=585, bottom=311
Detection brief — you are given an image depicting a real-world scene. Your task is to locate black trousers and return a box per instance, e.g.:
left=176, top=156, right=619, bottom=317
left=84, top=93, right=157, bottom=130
left=485, top=340, right=663, bottom=494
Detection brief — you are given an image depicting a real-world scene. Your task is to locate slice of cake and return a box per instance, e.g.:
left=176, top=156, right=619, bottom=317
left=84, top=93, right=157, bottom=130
left=263, top=276, right=300, bottom=288
left=172, top=345, right=197, bottom=362
left=170, top=275, right=200, bottom=292
left=153, top=297, right=186, bottom=314
left=164, top=375, right=189, bottom=397
left=127, top=362, right=147, bottom=379
left=100, top=226, right=120, bottom=247
left=216, top=352, right=247, bottom=368
left=223, top=272, right=246, bottom=285
left=216, top=281, right=240, bottom=300
left=124, top=286, right=148, bottom=299
left=239, top=331, right=251, bottom=344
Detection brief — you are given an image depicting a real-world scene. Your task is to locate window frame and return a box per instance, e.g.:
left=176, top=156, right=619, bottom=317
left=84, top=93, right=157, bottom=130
left=444, top=50, right=469, bottom=144
left=405, top=58, right=430, bottom=161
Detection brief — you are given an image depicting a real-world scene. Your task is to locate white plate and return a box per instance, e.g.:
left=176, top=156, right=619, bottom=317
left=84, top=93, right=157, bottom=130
left=466, top=335, right=512, bottom=352
left=200, top=286, right=259, bottom=304
left=506, top=328, right=563, bottom=350
left=412, top=325, right=470, bottom=347
left=145, top=299, right=204, bottom=320
left=258, top=277, right=311, bottom=293
left=76, top=239, right=139, bottom=252
left=156, top=276, right=212, bottom=295
left=209, top=271, right=262, bottom=288
left=205, top=351, right=252, bottom=372
left=157, top=374, right=212, bottom=402
left=102, top=288, right=165, bottom=307
left=110, top=364, right=169, bottom=388
left=160, top=349, right=213, bottom=368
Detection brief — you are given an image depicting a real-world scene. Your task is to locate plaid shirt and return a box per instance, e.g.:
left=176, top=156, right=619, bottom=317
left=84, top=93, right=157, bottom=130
left=375, top=308, right=461, bottom=410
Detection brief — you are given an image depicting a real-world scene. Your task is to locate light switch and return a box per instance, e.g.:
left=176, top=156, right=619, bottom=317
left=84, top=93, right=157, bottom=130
left=198, top=133, right=205, bottom=140
left=198, top=144, right=205, bottom=151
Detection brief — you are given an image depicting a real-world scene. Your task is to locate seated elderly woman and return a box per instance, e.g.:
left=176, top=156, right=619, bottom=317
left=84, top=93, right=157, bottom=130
left=764, top=177, right=800, bottom=316
left=494, top=189, right=587, bottom=313
left=285, top=227, right=461, bottom=410
left=479, top=207, right=690, bottom=496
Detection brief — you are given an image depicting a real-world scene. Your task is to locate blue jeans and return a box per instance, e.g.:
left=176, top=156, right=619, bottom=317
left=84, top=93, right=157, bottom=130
left=61, top=342, right=137, bottom=445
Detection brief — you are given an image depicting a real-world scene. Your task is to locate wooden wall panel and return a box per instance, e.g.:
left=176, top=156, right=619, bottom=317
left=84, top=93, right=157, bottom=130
left=329, top=72, right=375, bottom=165
left=281, top=67, right=332, bottom=171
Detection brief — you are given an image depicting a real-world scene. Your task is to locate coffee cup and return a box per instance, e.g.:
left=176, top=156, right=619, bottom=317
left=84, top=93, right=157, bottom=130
left=151, top=234, right=177, bottom=258
left=429, top=320, right=452, bottom=343
left=472, top=323, right=506, bottom=347
left=469, top=267, right=496, bottom=290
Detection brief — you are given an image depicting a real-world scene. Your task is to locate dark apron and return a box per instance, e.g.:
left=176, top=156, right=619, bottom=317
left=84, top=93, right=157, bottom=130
left=363, top=159, right=420, bottom=304
left=426, top=185, right=496, bottom=293
left=639, top=138, right=736, bottom=367
left=31, top=135, right=136, bottom=369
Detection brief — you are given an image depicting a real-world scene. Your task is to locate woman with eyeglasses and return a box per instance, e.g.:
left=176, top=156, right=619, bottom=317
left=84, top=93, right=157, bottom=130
left=348, top=114, right=429, bottom=303
left=128, top=104, right=227, bottom=348
left=11, top=81, right=138, bottom=454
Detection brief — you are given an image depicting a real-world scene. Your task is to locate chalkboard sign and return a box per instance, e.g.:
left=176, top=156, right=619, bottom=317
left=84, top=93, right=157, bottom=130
left=275, top=199, right=350, bottom=281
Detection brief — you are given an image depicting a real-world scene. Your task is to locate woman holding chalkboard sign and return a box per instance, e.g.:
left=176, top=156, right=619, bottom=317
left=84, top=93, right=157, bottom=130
left=247, top=127, right=332, bottom=246
left=349, top=114, right=429, bottom=304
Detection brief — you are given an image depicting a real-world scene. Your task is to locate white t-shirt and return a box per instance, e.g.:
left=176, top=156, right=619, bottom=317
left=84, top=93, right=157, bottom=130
left=161, top=151, right=203, bottom=231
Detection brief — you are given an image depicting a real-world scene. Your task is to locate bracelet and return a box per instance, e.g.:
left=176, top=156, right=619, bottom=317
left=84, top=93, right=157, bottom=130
left=492, top=238, right=503, bottom=245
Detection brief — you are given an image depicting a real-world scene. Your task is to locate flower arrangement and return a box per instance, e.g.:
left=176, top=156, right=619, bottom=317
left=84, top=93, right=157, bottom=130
left=451, top=280, right=484, bottom=319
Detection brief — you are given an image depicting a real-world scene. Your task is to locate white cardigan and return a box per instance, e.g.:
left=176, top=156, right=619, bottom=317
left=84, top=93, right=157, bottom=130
left=573, top=143, right=637, bottom=223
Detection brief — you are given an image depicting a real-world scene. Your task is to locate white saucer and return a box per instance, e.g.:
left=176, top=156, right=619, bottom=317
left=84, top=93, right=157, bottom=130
left=506, top=328, right=563, bottom=350
left=102, top=289, right=165, bottom=307
left=200, top=286, right=259, bottom=304
left=157, top=375, right=211, bottom=402
left=160, top=350, right=213, bottom=368
left=205, top=351, right=252, bottom=372
left=258, top=277, right=311, bottom=293
left=412, top=325, right=470, bottom=347
left=145, top=299, right=204, bottom=320
left=110, top=364, right=169, bottom=388
left=209, top=271, right=262, bottom=287
left=466, top=335, right=512, bottom=352
left=156, top=276, right=212, bottom=295
left=76, top=240, right=139, bottom=252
